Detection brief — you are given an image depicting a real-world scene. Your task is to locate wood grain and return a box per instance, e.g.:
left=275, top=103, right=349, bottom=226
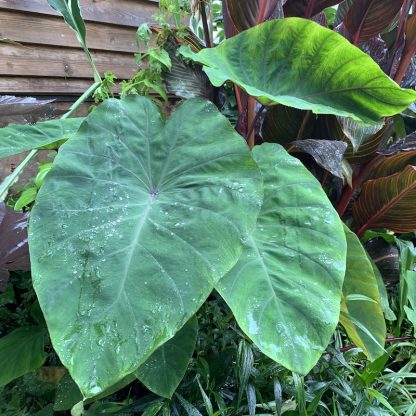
left=0, top=0, right=159, bottom=27
left=0, top=44, right=137, bottom=79
left=0, top=10, right=140, bottom=53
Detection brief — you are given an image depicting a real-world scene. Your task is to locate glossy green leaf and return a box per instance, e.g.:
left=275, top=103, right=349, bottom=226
left=136, top=315, right=198, bottom=398
left=340, top=225, right=386, bottom=361
left=47, top=0, right=86, bottom=45
left=353, top=165, right=416, bottom=234
left=181, top=18, right=416, bottom=124
left=29, top=96, right=263, bottom=398
left=217, top=143, right=347, bottom=374
left=344, top=0, right=404, bottom=44
left=0, top=326, right=48, bottom=386
left=0, top=118, right=83, bottom=158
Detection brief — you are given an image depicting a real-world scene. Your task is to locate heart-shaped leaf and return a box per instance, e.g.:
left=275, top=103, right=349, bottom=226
left=344, top=0, right=404, bottom=44
left=135, top=315, right=198, bottom=398
left=0, top=118, right=83, bottom=158
left=0, top=326, right=48, bottom=386
left=340, top=226, right=386, bottom=361
left=181, top=18, right=416, bottom=124
left=29, top=96, right=263, bottom=398
left=217, top=143, right=347, bottom=374
left=353, top=165, right=416, bottom=235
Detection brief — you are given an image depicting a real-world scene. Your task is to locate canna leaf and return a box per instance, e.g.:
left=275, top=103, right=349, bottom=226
left=284, top=0, right=342, bottom=18
left=181, top=18, right=416, bottom=124
left=378, top=132, right=416, bottom=156
left=344, top=0, right=404, bottom=44
left=29, top=96, right=263, bottom=398
left=135, top=315, right=198, bottom=398
left=353, top=165, right=416, bottom=234
left=368, top=151, right=416, bottom=179
left=225, top=0, right=280, bottom=32
left=340, top=225, right=386, bottom=361
left=0, top=118, right=83, bottom=159
left=217, top=143, right=347, bottom=374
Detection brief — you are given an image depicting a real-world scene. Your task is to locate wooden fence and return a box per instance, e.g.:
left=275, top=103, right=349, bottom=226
left=0, top=0, right=159, bottom=95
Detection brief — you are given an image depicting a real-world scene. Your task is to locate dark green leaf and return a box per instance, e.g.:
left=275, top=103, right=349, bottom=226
left=340, top=225, right=386, bottom=361
left=217, top=143, right=347, bottom=374
left=0, top=118, right=83, bottom=158
left=29, top=96, right=263, bottom=398
left=135, top=316, right=198, bottom=398
left=0, top=326, right=48, bottom=386
left=291, top=139, right=347, bottom=178
left=181, top=18, right=416, bottom=124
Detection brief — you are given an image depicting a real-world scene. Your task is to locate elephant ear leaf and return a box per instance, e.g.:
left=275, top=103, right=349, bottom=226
left=0, top=118, right=83, bottom=158
left=217, top=143, right=347, bottom=374
left=135, top=315, right=198, bottom=398
left=340, top=225, right=386, bottom=361
left=29, top=96, right=263, bottom=398
left=181, top=18, right=416, bottom=124
left=353, top=165, right=416, bottom=235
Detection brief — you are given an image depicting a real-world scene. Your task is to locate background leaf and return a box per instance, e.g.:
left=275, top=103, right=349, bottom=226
left=217, top=143, right=347, bottom=374
left=290, top=139, right=347, bottom=178
left=29, top=96, right=263, bottom=398
left=344, top=0, right=404, bottom=44
left=182, top=18, right=416, bottom=124
left=340, top=226, right=386, bottom=361
left=283, top=0, right=342, bottom=18
left=0, top=326, right=48, bottom=386
left=0, top=203, right=29, bottom=292
left=0, top=118, right=83, bottom=159
left=353, top=165, right=416, bottom=234
left=136, top=315, right=198, bottom=398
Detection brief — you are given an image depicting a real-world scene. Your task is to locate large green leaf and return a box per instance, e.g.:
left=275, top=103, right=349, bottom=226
left=135, top=315, right=198, bottom=398
left=217, top=143, right=347, bottom=374
left=181, top=18, right=416, bottom=124
left=353, top=166, right=416, bottom=235
left=0, top=118, right=83, bottom=158
left=340, top=226, right=386, bottom=361
left=29, top=96, right=263, bottom=398
left=0, top=326, right=48, bottom=386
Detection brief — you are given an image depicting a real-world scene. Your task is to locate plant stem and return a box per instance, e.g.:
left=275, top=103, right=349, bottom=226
left=256, top=0, right=269, bottom=24
left=304, top=0, right=316, bottom=18
left=394, top=44, right=416, bottom=84
left=0, top=82, right=100, bottom=201
left=336, top=155, right=382, bottom=218
left=296, top=110, right=312, bottom=140
left=246, top=102, right=265, bottom=148
left=200, top=1, right=212, bottom=48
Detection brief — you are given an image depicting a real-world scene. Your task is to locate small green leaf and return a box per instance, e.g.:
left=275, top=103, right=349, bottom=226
left=340, top=225, right=386, bottom=361
left=182, top=18, right=416, bottom=124
left=0, top=326, right=48, bottom=386
left=0, top=118, right=83, bottom=159
left=14, top=187, right=38, bottom=211
left=135, top=316, right=198, bottom=398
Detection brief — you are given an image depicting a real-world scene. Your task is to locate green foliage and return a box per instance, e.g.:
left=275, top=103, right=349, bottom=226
left=340, top=226, right=386, bottom=361
left=218, top=143, right=346, bottom=374
left=181, top=18, right=416, bottom=123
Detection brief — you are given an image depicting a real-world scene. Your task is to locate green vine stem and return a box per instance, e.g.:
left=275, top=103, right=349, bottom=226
left=0, top=81, right=101, bottom=201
